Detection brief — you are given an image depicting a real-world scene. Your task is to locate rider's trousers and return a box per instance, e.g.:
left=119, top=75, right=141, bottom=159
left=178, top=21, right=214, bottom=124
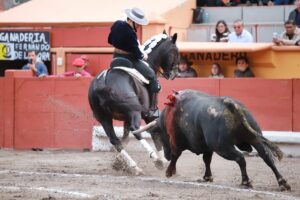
left=113, top=53, right=160, bottom=93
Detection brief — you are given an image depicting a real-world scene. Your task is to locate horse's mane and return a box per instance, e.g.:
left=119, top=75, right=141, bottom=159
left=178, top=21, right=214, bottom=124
left=142, top=33, right=168, bottom=55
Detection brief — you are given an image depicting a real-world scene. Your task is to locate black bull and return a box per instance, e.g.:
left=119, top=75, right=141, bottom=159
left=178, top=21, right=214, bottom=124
left=152, top=89, right=290, bottom=190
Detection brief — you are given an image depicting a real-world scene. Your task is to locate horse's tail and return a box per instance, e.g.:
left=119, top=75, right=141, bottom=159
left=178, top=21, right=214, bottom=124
left=223, top=97, right=283, bottom=161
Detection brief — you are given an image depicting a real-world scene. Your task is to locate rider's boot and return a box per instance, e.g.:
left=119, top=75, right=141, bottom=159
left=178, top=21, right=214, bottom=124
left=146, top=92, right=160, bottom=119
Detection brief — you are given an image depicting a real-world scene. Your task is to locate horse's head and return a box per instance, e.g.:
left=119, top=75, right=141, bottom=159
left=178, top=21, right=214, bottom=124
left=143, top=32, right=180, bottom=80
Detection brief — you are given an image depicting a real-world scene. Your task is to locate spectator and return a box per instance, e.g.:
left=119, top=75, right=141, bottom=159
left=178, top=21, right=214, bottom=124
left=80, top=55, right=89, bottom=69
left=288, top=0, right=300, bottom=28
left=273, top=20, right=300, bottom=46
left=245, top=0, right=262, bottom=6
left=209, top=63, right=224, bottom=78
left=234, top=56, right=255, bottom=77
left=197, top=0, right=239, bottom=6
left=228, top=19, right=254, bottom=43
left=210, top=20, right=230, bottom=42
left=177, top=56, right=197, bottom=78
left=56, top=58, right=92, bottom=77
left=22, top=50, right=48, bottom=77
left=273, top=0, right=291, bottom=5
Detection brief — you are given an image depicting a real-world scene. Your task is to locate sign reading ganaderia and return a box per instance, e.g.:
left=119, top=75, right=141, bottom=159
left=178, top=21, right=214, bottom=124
left=0, top=31, right=50, bottom=61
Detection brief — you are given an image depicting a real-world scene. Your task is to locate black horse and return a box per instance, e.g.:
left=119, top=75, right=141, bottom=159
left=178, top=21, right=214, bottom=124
left=88, top=32, right=179, bottom=174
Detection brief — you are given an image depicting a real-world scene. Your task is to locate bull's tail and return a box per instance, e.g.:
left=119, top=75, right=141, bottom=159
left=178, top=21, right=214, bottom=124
left=223, top=98, right=283, bottom=161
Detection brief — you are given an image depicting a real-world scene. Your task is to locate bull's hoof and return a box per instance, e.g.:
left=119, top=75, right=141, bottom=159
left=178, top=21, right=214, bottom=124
left=154, top=159, right=164, bottom=170
left=166, top=167, right=176, bottom=177
left=278, top=178, right=291, bottom=191
left=241, top=180, right=253, bottom=188
left=203, top=176, right=214, bottom=182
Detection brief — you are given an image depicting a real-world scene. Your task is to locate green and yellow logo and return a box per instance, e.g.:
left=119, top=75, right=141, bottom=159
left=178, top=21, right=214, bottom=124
left=0, top=43, right=14, bottom=60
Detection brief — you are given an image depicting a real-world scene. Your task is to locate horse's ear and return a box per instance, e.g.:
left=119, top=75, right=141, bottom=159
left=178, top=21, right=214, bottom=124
left=171, top=33, right=177, bottom=43
left=163, top=29, right=167, bottom=35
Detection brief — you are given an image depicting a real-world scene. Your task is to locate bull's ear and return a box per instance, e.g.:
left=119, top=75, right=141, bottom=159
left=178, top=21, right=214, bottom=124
left=172, top=33, right=177, bottom=43
left=163, top=29, right=167, bottom=35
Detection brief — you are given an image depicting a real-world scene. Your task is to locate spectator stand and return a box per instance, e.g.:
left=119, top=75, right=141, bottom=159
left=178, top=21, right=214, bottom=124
left=189, top=5, right=295, bottom=42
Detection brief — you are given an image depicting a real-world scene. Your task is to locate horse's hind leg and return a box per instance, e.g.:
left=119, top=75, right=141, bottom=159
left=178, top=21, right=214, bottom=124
left=121, top=122, right=130, bottom=147
left=101, top=119, right=123, bottom=152
left=252, top=142, right=291, bottom=191
left=101, top=119, right=143, bottom=175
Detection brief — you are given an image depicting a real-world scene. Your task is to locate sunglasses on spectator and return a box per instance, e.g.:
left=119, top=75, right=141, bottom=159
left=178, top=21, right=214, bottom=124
left=233, top=26, right=242, bottom=29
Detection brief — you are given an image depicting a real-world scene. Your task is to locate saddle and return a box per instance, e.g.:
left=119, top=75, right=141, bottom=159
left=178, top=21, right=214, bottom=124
left=107, top=57, right=150, bottom=84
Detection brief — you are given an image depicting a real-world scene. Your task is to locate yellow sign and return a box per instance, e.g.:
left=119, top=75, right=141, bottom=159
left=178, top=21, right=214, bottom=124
left=0, top=43, right=15, bottom=60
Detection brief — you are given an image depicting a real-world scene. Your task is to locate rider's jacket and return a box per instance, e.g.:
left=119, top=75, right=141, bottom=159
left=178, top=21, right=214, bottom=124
left=108, top=20, right=144, bottom=60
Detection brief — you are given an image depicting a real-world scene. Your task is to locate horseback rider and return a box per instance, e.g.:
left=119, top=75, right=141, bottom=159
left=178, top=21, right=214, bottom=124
left=108, top=7, right=160, bottom=118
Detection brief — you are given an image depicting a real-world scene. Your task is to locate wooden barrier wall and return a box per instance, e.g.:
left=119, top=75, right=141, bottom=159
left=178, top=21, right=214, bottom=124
left=0, top=78, right=4, bottom=147
left=159, top=78, right=294, bottom=131
left=220, top=79, right=292, bottom=131
left=14, top=78, right=95, bottom=149
left=293, top=79, right=300, bottom=132
left=0, top=72, right=299, bottom=149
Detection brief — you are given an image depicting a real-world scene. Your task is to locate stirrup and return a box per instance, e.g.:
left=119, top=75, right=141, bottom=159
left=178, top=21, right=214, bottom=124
left=145, top=108, right=160, bottom=119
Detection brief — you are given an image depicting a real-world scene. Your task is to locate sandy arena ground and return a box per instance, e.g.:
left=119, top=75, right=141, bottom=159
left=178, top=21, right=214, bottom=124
left=0, top=140, right=299, bottom=200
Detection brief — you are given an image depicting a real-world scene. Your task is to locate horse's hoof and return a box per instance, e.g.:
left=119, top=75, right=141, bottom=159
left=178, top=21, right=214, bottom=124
left=132, top=166, right=144, bottom=176
left=278, top=178, right=291, bottom=191
left=154, top=159, right=164, bottom=170
left=241, top=180, right=253, bottom=188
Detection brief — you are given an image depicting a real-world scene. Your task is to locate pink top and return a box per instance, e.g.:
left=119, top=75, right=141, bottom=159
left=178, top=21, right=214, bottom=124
left=56, top=69, right=92, bottom=77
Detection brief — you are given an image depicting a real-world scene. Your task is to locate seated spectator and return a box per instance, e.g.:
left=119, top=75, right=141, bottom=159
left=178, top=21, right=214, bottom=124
left=209, top=63, right=224, bottom=78
left=228, top=19, right=254, bottom=43
left=288, top=0, right=300, bottom=28
left=245, top=0, right=260, bottom=6
left=273, top=20, right=300, bottom=46
left=22, top=50, right=48, bottom=77
left=234, top=56, right=255, bottom=77
left=210, top=20, right=230, bottom=42
left=57, top=58, right=92, bottom=77
left=80, top=55, right=89, bottom=68
left=197, top=0, right=239, bottom=6
left=273, top=0, right=291, bottom=5
left=177, top=57, right=197, bottom=78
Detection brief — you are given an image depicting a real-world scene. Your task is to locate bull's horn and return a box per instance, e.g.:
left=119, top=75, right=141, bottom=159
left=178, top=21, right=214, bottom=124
left=131, top=120, right=157, bottom=135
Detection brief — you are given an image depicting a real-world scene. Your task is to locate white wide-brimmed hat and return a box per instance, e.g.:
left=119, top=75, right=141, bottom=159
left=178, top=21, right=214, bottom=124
left=125, top=8, right=149, bottom=26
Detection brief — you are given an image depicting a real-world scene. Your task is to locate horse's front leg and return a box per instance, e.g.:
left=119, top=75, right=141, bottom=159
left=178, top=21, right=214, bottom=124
left=129, top=113, right=161, bottom=169
left=101, top=119, right=143, bottom=175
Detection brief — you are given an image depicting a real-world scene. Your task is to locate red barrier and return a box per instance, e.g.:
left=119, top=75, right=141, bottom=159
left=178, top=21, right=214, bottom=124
left=13, top=77, right=94, bottom=149
left=2, top=70, right=33, bottom=148
left=1, top=72, right=299, bottom=150
left=159, top=78, right=220, bottom=108
left=293, top=79, right=300, bottom=132
left=220, top=79, right=292, bottom=131
left=0, top=78, right=4, bottom=147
